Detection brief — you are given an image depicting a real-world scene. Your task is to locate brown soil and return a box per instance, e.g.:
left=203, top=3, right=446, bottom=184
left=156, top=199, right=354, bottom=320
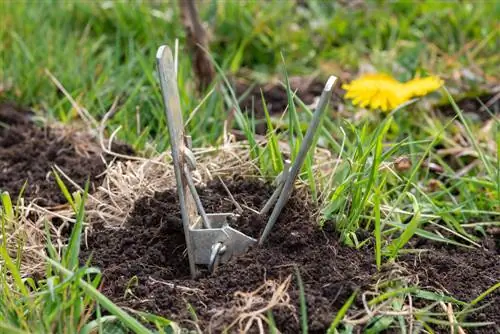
left=80, top=178, right=499, bottom=333
left=401, top=242, right=500, bottom=334
left=0, top=102, right=133, bottom=207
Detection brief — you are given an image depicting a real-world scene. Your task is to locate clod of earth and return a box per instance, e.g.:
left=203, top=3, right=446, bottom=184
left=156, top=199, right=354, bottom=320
left=80, top=178, right=500, bottom=333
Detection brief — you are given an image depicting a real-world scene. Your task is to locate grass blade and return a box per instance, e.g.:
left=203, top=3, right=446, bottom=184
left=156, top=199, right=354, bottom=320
left=457, top=282, right=500, bottom=321
left=295, top=267, right=308, bottom=334
left=444, top=88, right=494, bottom=178
left=63, top=181, right=89, bottom=270
left=0, top=324, right=28, bottom=334
left=42, top=254, right=152, bottom=334
left=282, top=55, right=318, bottom=201
left=52, top=169, right=75, bottom=210
left=261, top=89, right=284, bottom=174
left=0, top=247, right=29, bottom=296
left=387, top=193, right=422, bottom=259
left=1, top=192, right=14, bottom=221
left=327, top=290, right=358, bottom=333
left=373, top=187, right=382, bottom=270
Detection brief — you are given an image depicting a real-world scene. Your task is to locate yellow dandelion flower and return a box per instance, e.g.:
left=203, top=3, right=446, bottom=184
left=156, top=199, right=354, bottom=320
left=342, top=74, right=409, bottom=112
left=343, top=73, right=443, bottom=112
left=402, top=76, right=443, bottom=97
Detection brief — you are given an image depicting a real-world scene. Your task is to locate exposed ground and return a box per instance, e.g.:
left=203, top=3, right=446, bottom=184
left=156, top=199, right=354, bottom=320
left=401, top=242, right=499, bottom=333
left=0, top=103, right=132, bottom=207
left=80, top=178, right=500, bottom=333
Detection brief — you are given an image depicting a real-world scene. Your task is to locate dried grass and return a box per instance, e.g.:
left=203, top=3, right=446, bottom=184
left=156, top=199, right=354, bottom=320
left=85, top=142, right=263, bottom=228
left=210, top=275, right=294, bottom=334
left=1, top=200, right=47, bottom=275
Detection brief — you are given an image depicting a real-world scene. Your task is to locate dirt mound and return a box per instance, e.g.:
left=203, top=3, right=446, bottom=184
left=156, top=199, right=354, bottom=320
left=81, top=178, right=376, bottom=332
left=0, top=102, right=132, bottom=207
left=80, top=177, right=499, bottom=333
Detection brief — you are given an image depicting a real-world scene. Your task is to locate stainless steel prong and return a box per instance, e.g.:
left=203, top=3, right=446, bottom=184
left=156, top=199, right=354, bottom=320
left=259, top=76, right=338, bottom=245
left=156, top=45, right=198, bottom=278
left=259, top=182, right=284, bottom=216
left=259, top=160, right=291, bottom=216
left=184, top=165, right=212, bottom=229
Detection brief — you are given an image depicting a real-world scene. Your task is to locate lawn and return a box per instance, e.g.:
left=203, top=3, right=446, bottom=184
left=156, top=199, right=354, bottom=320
left=0, top=1, right=499, bottom=333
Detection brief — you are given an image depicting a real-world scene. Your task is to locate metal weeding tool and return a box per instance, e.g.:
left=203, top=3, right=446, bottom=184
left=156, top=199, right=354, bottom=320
left=157, top=45, right=257, bottom=279
left=156, top=44, right=337, bottom=278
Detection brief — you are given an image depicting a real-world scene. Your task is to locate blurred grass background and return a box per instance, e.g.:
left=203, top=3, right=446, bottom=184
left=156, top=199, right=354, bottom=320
left=1, top=1, right=498, bottom=150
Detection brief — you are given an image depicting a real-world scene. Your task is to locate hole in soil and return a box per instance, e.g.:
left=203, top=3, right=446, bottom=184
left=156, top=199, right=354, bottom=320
left=80, top=177, right=499, bottom=332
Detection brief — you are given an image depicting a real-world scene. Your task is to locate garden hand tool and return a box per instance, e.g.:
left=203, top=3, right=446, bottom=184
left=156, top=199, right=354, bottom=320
left=157, top=45, right=256, bottom=279
left=156, top=43, right=337, bottom=278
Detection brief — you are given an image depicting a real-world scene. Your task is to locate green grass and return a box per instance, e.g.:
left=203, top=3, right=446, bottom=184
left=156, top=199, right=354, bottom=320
left=1, top=0, right=499, bottom=333
left=0, top=190, right=148, bottom=333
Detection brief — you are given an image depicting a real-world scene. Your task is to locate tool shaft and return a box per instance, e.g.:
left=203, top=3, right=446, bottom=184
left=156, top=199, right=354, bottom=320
left=259, top=76, right=337, bottom=245
left=156, top=45, right=197, bottom=278
left=184, top=165, right=212, bottom=228
left=260, top=160, right=291, bottom=215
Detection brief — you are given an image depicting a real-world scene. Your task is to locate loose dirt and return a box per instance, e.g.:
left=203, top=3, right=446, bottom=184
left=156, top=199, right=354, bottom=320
left=80, top=178, right=499, bottom=333
left=0, top=102, right=132, bottom=207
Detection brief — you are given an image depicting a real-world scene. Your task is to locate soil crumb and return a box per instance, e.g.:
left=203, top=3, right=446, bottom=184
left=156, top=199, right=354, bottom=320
left=81, top=178, right=499, bottom=333
left=0, top=102, right=132, bottom=206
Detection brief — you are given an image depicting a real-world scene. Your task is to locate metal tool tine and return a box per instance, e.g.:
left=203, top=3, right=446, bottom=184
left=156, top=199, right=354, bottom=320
left=258, top=75, right=338, bottom=245
left=156, top=45, right=198, bottom=277
left=157, top=45, right=258, bottom=278
left=259, top=160, right=291, bottom=216
left=184, top=165, right=212, bottom=228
